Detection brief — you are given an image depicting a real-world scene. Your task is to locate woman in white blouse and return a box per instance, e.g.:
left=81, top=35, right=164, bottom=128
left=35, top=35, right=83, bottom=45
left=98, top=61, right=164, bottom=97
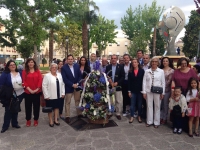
left=42, top=63, right=65, bottom=127
left=142, top=57, right=165, bottom=128
left=0, top=60, right=24, bottom=133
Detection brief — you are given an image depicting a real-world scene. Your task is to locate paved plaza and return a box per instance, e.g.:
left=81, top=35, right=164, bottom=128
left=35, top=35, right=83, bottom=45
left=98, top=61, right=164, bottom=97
left=0, top=99, right=199, bottom=150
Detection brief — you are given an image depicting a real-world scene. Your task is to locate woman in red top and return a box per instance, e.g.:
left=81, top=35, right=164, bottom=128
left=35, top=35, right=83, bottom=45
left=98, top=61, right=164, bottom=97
left=22, top=58, right=42, bottom=127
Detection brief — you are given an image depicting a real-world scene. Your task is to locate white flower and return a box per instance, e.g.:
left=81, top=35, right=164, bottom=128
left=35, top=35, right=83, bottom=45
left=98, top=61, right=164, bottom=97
left=87, top=82, right=90, bottom=87
left=96, top=70, right=100, bottom=75
left=82, top=103, right=86, bottom=107
left=93, top=110, right=97, bottom=115
left=104, top=97, right=108, bottom=103
left=106, top=81, right=109, bottom=86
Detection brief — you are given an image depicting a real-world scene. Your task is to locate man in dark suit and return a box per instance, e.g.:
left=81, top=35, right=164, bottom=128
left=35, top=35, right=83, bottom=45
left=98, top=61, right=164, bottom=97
left=105, top=54, right=125, bottom=120
left=137, top=50, right=144, bottom=66
left=122, top=54, right=131, bottom=117
left=61, top=54, right=82, bottom=123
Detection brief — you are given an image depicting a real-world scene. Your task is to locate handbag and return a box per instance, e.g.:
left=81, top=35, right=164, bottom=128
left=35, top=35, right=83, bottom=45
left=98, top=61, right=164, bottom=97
left=9, top=91, right=20, bottom=113
left=42, top=107, right=53, bottom=113
left=150, top=71, right=163, bottom=94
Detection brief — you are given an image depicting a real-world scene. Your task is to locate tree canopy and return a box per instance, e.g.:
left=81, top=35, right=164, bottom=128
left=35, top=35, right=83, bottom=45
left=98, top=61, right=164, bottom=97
left=90, top=15, right=118, bottom=55
left=182, top=10, right=200, bottom=57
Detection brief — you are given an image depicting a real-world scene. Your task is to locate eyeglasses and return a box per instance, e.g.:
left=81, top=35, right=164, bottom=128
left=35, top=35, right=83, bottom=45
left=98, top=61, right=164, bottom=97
left=152, top=61, right=158, bottom=63
left=181, top=63, right=187, bottom=65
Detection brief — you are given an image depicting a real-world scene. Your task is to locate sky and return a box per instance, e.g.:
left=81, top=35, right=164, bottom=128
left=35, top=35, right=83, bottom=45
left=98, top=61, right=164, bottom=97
left=0, top=0, right=197, bottom=40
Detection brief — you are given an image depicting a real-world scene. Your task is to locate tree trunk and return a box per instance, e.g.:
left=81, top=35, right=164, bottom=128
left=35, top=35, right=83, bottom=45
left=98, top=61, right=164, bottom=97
left=82, top=21, right=88, bottom=57
left=33, top=45, right=38, bottom=65
left=49, top=29, right=54, bottom=66
left=153, top=27, right=157, bottom=56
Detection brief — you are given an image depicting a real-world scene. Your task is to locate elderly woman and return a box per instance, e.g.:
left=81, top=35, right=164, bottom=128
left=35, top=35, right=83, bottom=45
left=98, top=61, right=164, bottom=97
left=0, top=60, right=24, bottom=133
left=142, top=57, right=165, bottom=128
left=42, top=63, right=65, bottom=127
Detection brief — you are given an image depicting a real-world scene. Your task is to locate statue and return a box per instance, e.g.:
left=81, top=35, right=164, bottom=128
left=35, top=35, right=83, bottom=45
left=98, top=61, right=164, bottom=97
left=158, top=6, right=185, bottom=56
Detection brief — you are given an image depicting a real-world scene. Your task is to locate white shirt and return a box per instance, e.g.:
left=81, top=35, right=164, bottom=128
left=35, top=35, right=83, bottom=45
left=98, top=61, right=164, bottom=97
left=186, top=89, right=198, bottom=102
left=42, top=73, right=65, bottom=99
left=11, top=72, right=24, bottom=96
left=124, top=63, right=130, bottom=80
left=143, top=63, right=150, bottom=71
left=69, top=65, right=75, bottom=77
left=142, top=68, right=165, bottom=94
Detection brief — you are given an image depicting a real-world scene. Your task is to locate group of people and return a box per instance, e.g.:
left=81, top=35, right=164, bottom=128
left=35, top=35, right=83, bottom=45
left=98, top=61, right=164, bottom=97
left=0, top=51, right=200, bottom=138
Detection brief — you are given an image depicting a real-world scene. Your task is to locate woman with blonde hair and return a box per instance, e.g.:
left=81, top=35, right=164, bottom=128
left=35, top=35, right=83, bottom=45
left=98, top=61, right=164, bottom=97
left=142, top=57, right=165, bottom=128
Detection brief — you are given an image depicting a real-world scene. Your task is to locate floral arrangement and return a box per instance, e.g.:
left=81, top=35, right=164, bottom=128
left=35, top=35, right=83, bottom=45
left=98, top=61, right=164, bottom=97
left=79, top=61, right=115, bottom=121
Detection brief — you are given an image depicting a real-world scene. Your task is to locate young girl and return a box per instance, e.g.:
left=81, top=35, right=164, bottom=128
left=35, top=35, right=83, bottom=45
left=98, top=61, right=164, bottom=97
left=169, top=86, right=187, bottom=134
left=186, top=77, right=200, bottom=137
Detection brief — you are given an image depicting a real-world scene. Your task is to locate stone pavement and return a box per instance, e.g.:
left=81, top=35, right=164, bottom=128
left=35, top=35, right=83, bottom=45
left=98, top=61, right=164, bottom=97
left=0, top=99, right=200, bottom=150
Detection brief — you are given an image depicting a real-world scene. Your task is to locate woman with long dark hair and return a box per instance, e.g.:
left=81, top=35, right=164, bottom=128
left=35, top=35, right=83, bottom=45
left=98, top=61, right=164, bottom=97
left=159, top=57, right=174, bottom=124
left=22, top=58, right=42, bottom=127
left=0, top=60, right=24, bottom=133
left=79, top=56, right=90, bottom=79
left=128, top=58, right=144, bottom=123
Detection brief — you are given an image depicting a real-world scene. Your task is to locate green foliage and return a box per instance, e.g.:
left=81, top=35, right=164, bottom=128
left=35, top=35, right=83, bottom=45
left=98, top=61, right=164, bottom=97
left=182, top=10, right=200, bottom=57
left=16, top=39, right=34, bottom=59
left=69, top=0, right=99, bottom=57
left=42, top=58, right=47, bottom=67
left=1, top=0, right=74, bottom=59
left=149, top=29, right=165, bottom=56
left=90, top=15, right=118, bottom=55
left=55, top=16, right=82, bottom=57
left=0, top=18, right=18, bottom=47
left=121, top=0, right=164, bottom=57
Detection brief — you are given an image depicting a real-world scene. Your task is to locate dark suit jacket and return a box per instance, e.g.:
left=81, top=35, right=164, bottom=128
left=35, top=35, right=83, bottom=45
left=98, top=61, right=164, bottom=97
left=105, top=64, right=125, bottom=91
left=61, top=63, right=82, bottom=93
left=128, top=68, right=144, bottom=93
left=81, top=66, right=91, bottom=79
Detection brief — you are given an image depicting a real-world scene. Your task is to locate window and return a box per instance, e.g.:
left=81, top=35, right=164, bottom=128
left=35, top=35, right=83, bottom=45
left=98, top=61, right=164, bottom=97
left=116, top=52, right=120, bottom=56
left=109, top=43, right=112, bottom=46
left=109, top=52, right=112, bottom=55
left=125, top=42, right=128, bottom=46
left=117, top=42, right=120, bottom=46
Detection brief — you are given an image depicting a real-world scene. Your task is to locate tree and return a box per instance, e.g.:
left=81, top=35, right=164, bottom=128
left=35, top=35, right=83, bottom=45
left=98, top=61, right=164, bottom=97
left=182, top=10, right=200, bottom=57
left=149, top=29, right=165, bottom=56
left=1, top=0, right=74, bottom=63
left=17, top=39, right=34, bottom=59
left=55, top=16, right=83, bottom=57
left=70, top=0, right=99, bottom=57
left=90, top=15, right=118, bottom=56
left=121, top=0, right=164, bottom=57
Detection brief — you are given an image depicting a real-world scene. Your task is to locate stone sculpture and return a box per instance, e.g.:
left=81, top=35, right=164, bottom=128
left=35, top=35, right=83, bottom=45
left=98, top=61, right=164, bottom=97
left=158, top=6, right=185, bottom=56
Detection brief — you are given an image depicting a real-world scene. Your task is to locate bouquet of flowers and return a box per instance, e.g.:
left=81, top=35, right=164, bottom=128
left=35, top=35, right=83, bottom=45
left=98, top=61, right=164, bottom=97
left=79, top=61, right=115, bottom=121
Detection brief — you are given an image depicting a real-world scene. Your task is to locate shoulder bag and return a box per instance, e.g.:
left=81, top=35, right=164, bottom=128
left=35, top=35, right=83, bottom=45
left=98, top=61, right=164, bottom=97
left=150, top=71, right=163, bottom=94
left=9, top=90, right=21, bottom=113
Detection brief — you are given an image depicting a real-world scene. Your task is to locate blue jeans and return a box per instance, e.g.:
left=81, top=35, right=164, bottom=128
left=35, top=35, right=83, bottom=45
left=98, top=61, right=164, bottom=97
left=2, top=93, right=24, bottom=129
left=130, top=92, right=143, bottom=117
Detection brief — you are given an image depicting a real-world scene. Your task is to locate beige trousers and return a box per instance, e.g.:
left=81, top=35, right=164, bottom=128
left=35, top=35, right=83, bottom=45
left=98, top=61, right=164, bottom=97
left=65, top=90, right=81, bottom=117
left=110, top=91, right=123, bottom=116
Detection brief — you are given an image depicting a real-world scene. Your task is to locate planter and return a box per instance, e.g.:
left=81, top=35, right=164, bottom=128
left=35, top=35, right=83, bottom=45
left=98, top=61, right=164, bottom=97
left=88, top=118, right=109, bottom=124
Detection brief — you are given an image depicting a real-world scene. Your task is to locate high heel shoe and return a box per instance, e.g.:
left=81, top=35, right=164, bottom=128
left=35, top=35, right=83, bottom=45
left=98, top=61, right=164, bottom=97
left=54, top=121, right=60, bottom=126
left=129, top=117, right=134, bottom=123
left=49, top=123, right=54, bottom=127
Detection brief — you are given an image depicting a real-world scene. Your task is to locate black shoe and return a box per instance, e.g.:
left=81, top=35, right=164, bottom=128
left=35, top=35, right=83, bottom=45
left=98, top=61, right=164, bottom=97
left=12, top=125, right=21, bottom=128
left=116, top=115, right=121, bottom=120
left=54, top=121, right=60, bottom=126
left=1, top=128, right=8, bottom=133
left=65, top=117, right=71, bottom=123
left=49, top=123, right=54, bottom=127
left=78, top=115, right=83, bottom=118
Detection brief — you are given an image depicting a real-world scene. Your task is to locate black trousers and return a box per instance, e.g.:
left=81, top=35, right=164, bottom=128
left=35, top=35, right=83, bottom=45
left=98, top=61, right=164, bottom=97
left=25, top=93, right=40, bottom=121
left=173, top=116, right=183, bottom=129
left=59, top=98, right=64, bottom=115
left=2, top=93, right=24, bottom=129
left=122, top=81, right=130, bottom=113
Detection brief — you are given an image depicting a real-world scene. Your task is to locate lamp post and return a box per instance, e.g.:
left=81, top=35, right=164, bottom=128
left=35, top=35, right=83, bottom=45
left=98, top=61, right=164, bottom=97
left=65, top=36, right=69, bottom=58
left=87, top=24, right=90, bottom=60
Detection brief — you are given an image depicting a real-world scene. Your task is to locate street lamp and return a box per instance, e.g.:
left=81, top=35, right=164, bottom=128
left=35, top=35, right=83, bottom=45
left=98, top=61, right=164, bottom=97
left=65, top=36, right=69, bottom=58
left=87, top=24, right=90, bottom=60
